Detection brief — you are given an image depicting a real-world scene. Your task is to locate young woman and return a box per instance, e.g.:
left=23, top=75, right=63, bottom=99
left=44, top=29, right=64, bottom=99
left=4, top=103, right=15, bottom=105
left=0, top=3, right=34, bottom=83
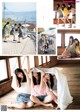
left=74, top=38, right=80, bottom=57
left=18, top=24, right=24, bottom=43
left=45, top=73, right=60, bottom=109
left=8, top=68, right=34, bottom=109
left=70, top=7, right=76, bottom=28
left=67, top=3, right=72, bottom=12
left=10, top=24, right=17, bottom=41
left=2, top=22, right=10, bottom=42
left=32, top=71, right=41, bottom=85
left=45, top=73, right=57, bottom=96
left=58, top=36, right=77, bottom=59
left=56, top=4, right=63, bottom=25
left=61, top=4, right=70, bottom=27
left=30, top=71, right=57, bottom=108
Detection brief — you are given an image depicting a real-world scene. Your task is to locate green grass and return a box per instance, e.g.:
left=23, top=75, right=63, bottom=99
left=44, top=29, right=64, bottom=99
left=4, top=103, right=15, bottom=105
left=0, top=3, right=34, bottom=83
left=2, top=18, right=17, bottom=38
left=2, top=21, right=5, bottom=28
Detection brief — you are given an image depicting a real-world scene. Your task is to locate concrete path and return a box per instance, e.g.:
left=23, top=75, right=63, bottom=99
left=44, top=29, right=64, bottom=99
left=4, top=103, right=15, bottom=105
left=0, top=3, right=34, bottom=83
left=2, top=34, right=36, bottom=55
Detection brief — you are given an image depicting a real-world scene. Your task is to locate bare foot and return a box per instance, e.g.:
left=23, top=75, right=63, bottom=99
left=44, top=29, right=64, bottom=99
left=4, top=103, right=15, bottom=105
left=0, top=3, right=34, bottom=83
left=57, top=55, right=63, bottom=59
left=7, top=102, right=16, bottom=108
left=56, top=106, right=60, bottom=110
left=45, top=103, right=54, bottom=108
left=34, top=103, right=54, bottom=108
left=34, top=103, right=40, bottom=107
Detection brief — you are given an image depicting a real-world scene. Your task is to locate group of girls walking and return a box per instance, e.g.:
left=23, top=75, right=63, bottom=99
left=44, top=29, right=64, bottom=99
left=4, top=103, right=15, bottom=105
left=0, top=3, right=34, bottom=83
left=2, top=22, right=26, bottom=43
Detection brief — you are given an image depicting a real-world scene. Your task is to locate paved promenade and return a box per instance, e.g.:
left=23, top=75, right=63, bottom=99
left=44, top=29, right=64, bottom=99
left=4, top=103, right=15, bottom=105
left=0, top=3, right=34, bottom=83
left=2, top=34, right=36, bottom=55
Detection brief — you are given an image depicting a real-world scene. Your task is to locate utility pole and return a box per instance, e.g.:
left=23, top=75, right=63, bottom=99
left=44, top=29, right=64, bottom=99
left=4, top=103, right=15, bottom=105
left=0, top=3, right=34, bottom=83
left=3, top=3, right=6, bottom=19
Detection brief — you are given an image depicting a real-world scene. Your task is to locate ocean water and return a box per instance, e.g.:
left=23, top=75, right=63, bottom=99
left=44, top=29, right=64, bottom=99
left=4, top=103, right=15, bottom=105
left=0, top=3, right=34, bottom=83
left=3, top=11, right=36, bottom=24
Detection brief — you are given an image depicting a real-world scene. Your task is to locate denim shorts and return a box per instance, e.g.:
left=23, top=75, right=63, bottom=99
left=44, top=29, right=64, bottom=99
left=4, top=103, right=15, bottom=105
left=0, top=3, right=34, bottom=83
left=37, top=95, right=47, bottom=101
left=17, top=93, right=31, bottom=103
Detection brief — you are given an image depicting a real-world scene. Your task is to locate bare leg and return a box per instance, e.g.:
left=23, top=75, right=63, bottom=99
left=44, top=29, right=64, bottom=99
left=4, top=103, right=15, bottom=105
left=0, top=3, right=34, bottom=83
left=18, top=37, right=21, bottom=43
left=71, top=16, right=75, bottom=27
left=53, top=90, right=57, bottom=96
left=7, top=102, right=26, bottom=109
left=58, top=49, right=71, bottom=59
left=26, top=101, right=34, bottom=108
left=63, top=17, right=66, bottom=26
left=66, top=16, right=70, bottom=24
left=4, top=36, right=7, bottom=41
left=30, top=95, right=53, bottom=107
left=13, top=35, right=16, bottom=41
left=60, top=17, right=66, bottom=26
left=44, top=91, right=57, bottom=104
left=3, top=36, right=8, bottom=42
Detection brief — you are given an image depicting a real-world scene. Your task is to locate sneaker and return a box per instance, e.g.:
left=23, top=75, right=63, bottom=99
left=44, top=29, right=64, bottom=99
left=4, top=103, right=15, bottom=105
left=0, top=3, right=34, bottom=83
left=3, top=40, right=7, bottom=42
left=13, top=39, right=17, bottom=41
left=17, top=41, right=21, bottom=43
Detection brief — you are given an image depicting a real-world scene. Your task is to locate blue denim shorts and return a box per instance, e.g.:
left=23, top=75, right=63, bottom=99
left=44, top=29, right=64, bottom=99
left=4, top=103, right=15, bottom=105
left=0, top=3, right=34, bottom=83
left=17, top=93, right=31, bottom=103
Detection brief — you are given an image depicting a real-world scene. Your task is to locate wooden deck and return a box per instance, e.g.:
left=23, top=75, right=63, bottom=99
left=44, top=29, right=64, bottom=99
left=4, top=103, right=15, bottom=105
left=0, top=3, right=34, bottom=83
left=0, top=63, right=80, bottom=110
left=56, top=63, right=80, bottom=109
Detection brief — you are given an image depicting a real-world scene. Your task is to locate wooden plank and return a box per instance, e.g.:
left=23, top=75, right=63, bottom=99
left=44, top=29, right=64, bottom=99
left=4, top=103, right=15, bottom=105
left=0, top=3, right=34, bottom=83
left=58, top=29, right=80, bottom=34
left=18, top=57, right=22, bottom=68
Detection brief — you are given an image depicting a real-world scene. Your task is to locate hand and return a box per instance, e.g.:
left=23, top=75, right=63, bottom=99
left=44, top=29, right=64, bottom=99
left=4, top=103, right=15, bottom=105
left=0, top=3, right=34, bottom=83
left=23, top=69, right=28, bottom=75
left=23, top=69, right=27, bottom=72
left=29, top=70, right=33, bottom=77
left=29, top=68, right=33, bottom=72
left=41, top=71, right=45, bottom=77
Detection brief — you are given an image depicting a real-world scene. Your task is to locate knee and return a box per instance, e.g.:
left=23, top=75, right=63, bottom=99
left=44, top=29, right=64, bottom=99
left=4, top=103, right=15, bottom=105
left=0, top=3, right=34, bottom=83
left=49, top=94, right=53, bottom=100
left=49, top=92, right=56, bottom=100
left=28, top=102, right=34, bottom=107
left=30, top=95, right=34, bottom=101
left=20, top=102, right=26, bottom=109
left=30, top=102, right=34, bottom=107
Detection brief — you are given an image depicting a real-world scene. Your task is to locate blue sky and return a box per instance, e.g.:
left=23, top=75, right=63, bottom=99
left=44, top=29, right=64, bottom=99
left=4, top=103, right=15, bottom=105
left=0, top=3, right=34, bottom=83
left=2, top=2, right=36, bottom=12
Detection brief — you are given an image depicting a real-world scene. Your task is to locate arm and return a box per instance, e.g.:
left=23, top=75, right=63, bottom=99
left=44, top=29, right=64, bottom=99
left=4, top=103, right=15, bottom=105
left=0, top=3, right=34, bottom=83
left=40, top=71, right=45, bottom=90
left=62, top=46, right=68, bottom=55
left=11, top=73, right=19, bottom=89
left=30, top=71, right=34, bottom=89
left=23, top=69, right=30, bottom=84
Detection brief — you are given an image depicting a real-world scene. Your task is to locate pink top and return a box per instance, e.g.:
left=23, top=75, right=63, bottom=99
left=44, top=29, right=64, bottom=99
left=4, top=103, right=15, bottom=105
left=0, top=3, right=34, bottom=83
left=31, top=85, right=47, bottom=96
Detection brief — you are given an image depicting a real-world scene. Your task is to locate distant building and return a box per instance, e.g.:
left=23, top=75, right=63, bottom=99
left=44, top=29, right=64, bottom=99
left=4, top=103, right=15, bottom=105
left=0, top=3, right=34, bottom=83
left=27, top=23, right=36, bottom=31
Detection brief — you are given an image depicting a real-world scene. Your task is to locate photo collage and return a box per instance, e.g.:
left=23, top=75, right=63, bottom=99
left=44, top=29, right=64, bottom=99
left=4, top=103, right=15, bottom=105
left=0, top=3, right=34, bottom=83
left=0, top=0, right=80, bottom=111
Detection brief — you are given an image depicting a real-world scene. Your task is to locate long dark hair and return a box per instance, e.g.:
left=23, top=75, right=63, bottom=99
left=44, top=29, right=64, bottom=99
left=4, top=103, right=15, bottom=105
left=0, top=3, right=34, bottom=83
left=32, top=72, right=41, bottom=85
left=57, top=4, right=60, bottom=10
left=74, top=38, right=79, bottom=46
left=62, top=4, right=66, bottom=10
left=47, top=74, right=54, bottom=89
left=68, top=3, right=72, bottom=11
left=69, top=36, right=74, bottom=45
left=3, top=22, right=10, bottom=29
left=14, top=68, right=27, bottom=87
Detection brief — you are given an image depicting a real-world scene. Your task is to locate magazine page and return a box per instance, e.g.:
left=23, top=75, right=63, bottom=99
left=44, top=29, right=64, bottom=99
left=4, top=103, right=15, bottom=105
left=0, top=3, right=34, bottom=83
left=0, top=0, right=80, bottom=112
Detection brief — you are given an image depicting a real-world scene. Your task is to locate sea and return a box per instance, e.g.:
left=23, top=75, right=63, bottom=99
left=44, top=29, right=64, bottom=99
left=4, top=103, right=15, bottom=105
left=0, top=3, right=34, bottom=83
left=3, top=11, right=36, bottom=24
